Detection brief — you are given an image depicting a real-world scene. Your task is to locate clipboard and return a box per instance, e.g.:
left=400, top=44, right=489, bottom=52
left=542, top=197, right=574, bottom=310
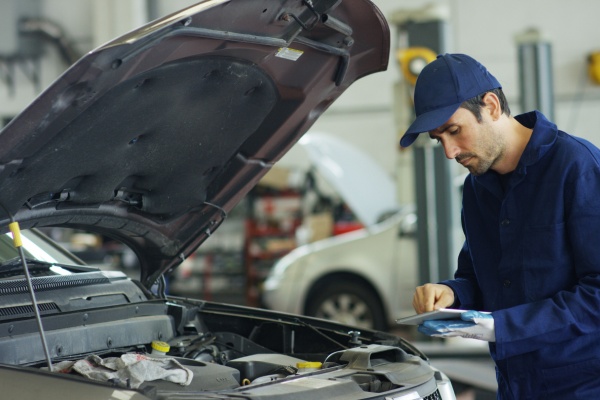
left=395, top=308, right=465, bottom=325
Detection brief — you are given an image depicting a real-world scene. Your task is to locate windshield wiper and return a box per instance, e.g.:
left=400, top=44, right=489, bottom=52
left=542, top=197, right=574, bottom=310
left=0, top=257, right=53, bottom=272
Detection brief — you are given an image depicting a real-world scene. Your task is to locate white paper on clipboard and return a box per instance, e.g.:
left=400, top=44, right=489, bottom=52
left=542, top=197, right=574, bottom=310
left=395, top=308, right=465, bottom=325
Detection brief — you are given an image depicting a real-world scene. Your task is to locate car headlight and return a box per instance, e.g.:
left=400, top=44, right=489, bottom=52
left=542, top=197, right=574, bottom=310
left=262, top=275, right=281, bottom=291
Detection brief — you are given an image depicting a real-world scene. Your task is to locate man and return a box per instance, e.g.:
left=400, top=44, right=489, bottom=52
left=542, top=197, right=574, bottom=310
left=401, top=53, right=600, bottom=399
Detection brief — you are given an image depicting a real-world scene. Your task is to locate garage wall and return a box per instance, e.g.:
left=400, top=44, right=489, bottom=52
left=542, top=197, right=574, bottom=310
left=271, top=0, right=600, bottom=204
left=1, top=0, right=599, bottom=198
left=311, top=0, right=600, bottom=202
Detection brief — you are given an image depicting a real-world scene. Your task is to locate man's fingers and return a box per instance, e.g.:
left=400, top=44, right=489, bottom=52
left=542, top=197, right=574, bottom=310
left=432, top=289, right=455, bottom=310
left=412, top=284, right=455, bottom=314
left=412, top=285, right=432, bottom=313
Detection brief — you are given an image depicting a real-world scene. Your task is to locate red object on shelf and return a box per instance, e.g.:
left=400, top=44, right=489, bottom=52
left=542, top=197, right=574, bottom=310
left=332, top=221, right=363, bottom=236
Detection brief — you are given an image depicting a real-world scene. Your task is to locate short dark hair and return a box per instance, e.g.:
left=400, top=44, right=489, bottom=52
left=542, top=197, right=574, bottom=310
left=460, top=88, right=511, bottom=122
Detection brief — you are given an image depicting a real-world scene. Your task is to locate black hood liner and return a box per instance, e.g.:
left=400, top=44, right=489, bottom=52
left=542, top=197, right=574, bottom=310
left=0, top=56, right=277, bottom=217
left=0, top=0, right=390, bottom=286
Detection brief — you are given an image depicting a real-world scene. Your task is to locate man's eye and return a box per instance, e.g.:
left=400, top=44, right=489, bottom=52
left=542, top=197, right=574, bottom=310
left=449, top=129, right=459, bottom=135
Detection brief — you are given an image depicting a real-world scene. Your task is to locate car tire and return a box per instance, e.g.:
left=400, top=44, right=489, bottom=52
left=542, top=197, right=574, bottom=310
left=305, top=280, right=387, bottom=331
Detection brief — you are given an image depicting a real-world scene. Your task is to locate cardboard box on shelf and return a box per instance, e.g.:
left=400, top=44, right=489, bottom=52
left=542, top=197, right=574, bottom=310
left=258, top=167, right=291, bottom=190
left=303, top=212, right=333, bottom=243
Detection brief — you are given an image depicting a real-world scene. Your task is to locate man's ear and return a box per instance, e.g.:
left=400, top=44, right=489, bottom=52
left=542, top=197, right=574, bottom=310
left=482, top=92, right=501, bottom=120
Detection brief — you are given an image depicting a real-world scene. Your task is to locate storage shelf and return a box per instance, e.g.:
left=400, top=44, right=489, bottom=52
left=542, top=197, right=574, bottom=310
left=243, top=188, right=302, bottom=307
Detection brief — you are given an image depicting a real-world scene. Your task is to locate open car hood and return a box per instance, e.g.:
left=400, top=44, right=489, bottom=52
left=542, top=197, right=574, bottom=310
left=0, top=0, right=389, bottom=288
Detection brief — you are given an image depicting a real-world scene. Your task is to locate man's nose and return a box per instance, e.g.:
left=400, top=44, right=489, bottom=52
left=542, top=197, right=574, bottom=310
left=442, top=141, right=460, bottom=159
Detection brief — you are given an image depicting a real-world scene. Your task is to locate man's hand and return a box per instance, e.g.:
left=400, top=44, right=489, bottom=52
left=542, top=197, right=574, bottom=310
left=413, top=283, right=455, bottom=313
left=418, top=310, right=495, bottom=342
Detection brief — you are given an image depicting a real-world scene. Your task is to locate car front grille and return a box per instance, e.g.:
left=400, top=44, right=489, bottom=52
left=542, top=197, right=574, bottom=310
left=423, top=389, right=442, bottom=400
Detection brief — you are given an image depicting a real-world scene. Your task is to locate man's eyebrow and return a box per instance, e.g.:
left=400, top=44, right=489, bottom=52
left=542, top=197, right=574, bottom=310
left=429, top=123, right=454, bottom=137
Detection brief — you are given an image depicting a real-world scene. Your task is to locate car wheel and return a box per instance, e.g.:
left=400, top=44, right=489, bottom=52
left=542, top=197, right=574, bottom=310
left=305, top=281, right=387, bottom=331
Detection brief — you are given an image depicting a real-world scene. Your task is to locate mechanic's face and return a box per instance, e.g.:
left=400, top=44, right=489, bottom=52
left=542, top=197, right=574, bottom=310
left=429, top=107, right=505, bottom=176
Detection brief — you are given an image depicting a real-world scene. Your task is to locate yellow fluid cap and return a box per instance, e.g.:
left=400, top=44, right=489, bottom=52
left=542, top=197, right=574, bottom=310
left=151, top=340, right=170, bottom=353
left=296, top=361, right=322, bottom=369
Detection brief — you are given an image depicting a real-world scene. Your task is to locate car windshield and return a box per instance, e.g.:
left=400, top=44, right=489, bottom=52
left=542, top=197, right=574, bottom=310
left=0, top=229, right=85, bottom=271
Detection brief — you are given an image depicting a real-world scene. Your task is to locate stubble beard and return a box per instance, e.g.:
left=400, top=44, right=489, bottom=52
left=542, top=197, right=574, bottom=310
left=458, top=126, right=505, bottom=177
left=465, top=152, right=497, bottom=176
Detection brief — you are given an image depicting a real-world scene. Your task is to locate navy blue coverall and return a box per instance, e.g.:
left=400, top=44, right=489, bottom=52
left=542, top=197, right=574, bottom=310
left=441, top=111, right=600, bottom=399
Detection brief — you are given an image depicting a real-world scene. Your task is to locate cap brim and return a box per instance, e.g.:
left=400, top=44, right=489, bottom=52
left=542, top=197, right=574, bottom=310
left=399, top=102, right=462, bottom=147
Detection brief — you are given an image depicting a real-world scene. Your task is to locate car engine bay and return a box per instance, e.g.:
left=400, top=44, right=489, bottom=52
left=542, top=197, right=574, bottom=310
left=0, top=267, right=451, bottom=399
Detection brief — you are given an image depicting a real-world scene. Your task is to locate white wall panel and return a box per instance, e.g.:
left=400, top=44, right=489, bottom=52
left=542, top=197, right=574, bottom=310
left=313, top=0, right=600, bottom=175
left=1, top=0, right=599, bottom=174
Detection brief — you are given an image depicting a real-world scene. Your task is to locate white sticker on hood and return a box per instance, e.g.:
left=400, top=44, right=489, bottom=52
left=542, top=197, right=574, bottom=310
left=276, top=47, right=303, bottom=61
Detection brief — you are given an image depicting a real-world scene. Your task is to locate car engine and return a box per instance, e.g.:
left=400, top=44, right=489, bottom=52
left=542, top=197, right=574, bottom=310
left=0, top=267, right=454, bottom=399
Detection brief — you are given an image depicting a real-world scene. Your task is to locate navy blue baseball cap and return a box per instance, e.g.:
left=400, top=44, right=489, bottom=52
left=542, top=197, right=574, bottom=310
left=400, top=53, right=501, bottom=147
